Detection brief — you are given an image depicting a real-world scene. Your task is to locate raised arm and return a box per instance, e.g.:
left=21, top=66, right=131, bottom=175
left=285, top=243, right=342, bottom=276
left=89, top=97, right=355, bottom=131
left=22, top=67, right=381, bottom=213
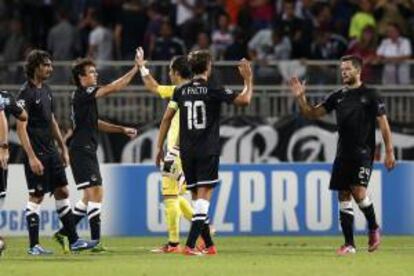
left=98, top=119, right=138, bottom=138
left=94, top=49, right=140, bottom=98
left=155, top=106, right=177, bottom=167
left=289, top=77, right=327, bottom=119
left=136, top=47, right=161, bottom=95
left=233, top=59, right=254, bottom=106
left=377, top=114, right=396, bottom=170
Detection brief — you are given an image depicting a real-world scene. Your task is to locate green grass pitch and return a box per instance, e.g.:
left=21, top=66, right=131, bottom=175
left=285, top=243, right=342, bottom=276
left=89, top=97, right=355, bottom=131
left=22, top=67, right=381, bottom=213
left=1, top=236, right=413, bottom=276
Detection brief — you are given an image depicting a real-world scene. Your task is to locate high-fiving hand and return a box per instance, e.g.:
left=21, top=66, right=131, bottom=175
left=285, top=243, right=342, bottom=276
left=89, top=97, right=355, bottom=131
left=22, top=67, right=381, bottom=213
left=289, top=77, right=306, bottom=98
left=238, top=58, right=252, bottom=81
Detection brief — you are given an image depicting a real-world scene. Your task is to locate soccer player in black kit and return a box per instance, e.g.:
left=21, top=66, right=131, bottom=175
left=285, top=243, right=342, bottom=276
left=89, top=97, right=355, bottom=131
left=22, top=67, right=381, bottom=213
left=16, top=50, right=97, bottom=255
left=289, top=55, right=395, bottom=256
left=54, top=53, right=138, bottom=252
left=156, top=50, right=253, bottom=255
left=0, top=90, right=27, bottom=208
left=0, top=91, right=27, bottom=256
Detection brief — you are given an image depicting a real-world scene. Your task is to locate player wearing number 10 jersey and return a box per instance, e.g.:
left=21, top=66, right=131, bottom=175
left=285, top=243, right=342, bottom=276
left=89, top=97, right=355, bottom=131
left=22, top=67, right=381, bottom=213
left=156, top=50, right=253, bottom=255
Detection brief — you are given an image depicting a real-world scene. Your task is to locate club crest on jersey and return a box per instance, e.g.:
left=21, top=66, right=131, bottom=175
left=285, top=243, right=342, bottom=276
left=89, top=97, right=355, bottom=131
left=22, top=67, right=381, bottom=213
left=225, top=88, right=233, bottom=95
left=360, top=96, right=367, bottom=104
left=86, top=87, right=95, bottom=94
left=17, top=99, right=25, bottom=108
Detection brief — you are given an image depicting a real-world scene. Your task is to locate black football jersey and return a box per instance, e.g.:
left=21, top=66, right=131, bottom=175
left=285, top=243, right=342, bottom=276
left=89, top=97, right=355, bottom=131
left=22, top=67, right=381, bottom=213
left=70, top=86, right=99, bottom=151
left=17, top=81, right=57, bottom=155
left=170, top=78, right=239, bottom=156
left=322, top=84, right=386, bottom=160
left=0, top=90, right=24, bottom=120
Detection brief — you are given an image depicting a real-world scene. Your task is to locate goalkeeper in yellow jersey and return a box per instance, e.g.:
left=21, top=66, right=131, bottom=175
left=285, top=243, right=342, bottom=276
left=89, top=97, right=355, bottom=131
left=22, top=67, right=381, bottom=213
left=136, top=47, right=206, bottom=253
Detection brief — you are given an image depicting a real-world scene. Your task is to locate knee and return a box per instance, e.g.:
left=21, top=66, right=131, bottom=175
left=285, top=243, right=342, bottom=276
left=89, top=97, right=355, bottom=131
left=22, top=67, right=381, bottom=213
left=54, top=187, right=69, bottom=200
left=29, top=195, right=44, bottom=204
left=338, top=191, right=352, bottom=202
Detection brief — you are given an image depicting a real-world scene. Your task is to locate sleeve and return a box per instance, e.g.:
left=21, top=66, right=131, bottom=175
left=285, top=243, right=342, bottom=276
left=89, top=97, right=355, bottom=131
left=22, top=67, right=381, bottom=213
left=376, top=40, right=386, bottom=56
left=89, top=30, right=99, bottom=46
left=402, top=38, right=412, bottom=56
left=17, top=88, right=33, bottom=113
left=157, top=85, right=176, bottom=99
left=321, top=91, right=338, bottom=114
left=371, top=90, right=386, bottom=117
left=0, top=95, right=5, bottom=111
left=211, top=86, right=239, bottom=104
left=6, top=93, right=24, bottom=118
left=169, top=87, right=180, bottom=110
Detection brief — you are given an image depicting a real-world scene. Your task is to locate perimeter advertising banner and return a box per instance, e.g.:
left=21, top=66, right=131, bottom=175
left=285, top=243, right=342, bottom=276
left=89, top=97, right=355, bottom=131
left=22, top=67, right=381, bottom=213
left=1, top=163, right=413, bottom=236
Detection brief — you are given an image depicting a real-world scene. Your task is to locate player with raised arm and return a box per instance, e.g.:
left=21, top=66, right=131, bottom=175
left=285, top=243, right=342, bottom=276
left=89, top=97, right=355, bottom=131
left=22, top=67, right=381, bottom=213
left=16, top=50, right=97, bottom=255
left=54, top=52, right=139, bottom=253
left=137, top=48, right=210, bottom=253
left=156, top=50, right=253, bottom=256
left=289, top=55, right=395, bottom=256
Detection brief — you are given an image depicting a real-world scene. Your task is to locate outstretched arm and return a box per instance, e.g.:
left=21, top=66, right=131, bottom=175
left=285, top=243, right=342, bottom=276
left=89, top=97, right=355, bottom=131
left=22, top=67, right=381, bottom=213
left=289, top=77, right=327, bottom=119
left=98, top=119, right=138, bottom=138
left=377, top=115, right=396, bottom=170
left=136, top=47, right=162, bottom=95
left=233, top=59, right=254, bottom=106
left=95, top=49, right=140, bottom=98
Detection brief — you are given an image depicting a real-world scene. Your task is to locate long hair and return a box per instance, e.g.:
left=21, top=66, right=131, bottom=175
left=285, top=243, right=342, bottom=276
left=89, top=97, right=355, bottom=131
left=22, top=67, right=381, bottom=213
left=24, top=50, right=52, bottom=79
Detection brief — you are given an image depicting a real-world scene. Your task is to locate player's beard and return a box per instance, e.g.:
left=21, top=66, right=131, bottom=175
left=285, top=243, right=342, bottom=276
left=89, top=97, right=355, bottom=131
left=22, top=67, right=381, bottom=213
left=343, top=74, right=356, bottom=86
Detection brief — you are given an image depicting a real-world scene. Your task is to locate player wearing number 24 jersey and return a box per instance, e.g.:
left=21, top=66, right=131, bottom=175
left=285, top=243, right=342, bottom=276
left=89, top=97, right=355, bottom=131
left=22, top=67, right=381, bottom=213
left=289, top=55, right=395, bottom=256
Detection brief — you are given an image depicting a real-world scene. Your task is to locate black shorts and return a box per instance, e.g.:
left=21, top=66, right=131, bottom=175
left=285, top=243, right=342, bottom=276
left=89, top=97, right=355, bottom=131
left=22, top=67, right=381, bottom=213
left=181, top=153, right=220, bottom=191
left=0, top=169, right=7, bottom=199
left=70, top=148, right=102, bottom=190
left=24, top=153, right=68, bottom=196
left=329, top=158, right=373, bottom=191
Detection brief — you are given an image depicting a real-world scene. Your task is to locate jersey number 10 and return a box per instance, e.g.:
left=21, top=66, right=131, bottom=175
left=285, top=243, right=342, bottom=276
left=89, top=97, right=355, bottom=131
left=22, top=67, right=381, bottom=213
left=184, top=100, right=207, bottom=130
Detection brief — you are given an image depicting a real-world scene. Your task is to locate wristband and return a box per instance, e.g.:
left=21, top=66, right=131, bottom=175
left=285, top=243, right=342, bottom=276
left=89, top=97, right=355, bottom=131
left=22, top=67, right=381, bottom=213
left=140, top=66, right=150, bottom=77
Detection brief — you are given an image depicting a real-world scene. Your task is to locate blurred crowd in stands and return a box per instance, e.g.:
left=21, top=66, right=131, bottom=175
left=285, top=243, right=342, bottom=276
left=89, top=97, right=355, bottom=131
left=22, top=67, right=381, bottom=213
left=1, top=0, right=414, bottom=84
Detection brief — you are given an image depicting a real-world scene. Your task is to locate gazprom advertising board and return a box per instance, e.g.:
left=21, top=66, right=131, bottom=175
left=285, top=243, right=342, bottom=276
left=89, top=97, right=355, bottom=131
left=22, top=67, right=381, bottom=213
left=1, top=163, right=413, bottom=236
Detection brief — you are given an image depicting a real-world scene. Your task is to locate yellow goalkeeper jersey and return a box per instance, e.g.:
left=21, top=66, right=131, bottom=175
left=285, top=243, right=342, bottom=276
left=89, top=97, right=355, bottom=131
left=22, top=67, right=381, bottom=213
left=157, top=85, right=179, bottom=150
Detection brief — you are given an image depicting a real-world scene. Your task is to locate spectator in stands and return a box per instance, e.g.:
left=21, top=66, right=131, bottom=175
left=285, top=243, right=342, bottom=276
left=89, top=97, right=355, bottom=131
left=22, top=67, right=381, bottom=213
left=180, top=0, right=209, bottom=49
left=273, top=0, right=312, bottom=59
left=191, top=31, right=214, bottom=54
left=373, top=0, right=413, bottom=38
left=0, top=17, right=28, bottom=82
left=144, top=3, right=163, bottom=55
left=331, top=0, right=357, bottom=38
left=248, top=27, right=291, bottom=82
left=88, top=12, right=114, bottom=81
left=346, top=25, right=379, bottom=83
left=1, top=17, right=27, bottom=62
left=211, top=13, right=234, bottom=60
left=349, top=0, right=376, bottom=41
left=114, top=0, right=148, bottom=60
left=224, top=28, right=248, bottom=60
left=77, top=7, right=95, bottom=57
left=174, top=0, right=196, bottom=28
left=48, top=10, right=79, bottom=60
left=310, top=27, right=348, bottom=60
left=151, top=20, right=186, bottom=60
left=377, top=22, right=412, bottom=84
